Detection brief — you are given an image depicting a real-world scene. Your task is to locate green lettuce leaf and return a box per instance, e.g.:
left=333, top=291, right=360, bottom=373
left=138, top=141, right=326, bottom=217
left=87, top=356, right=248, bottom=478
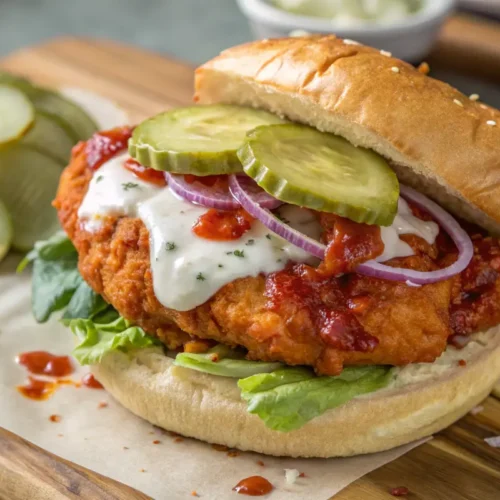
left=62, top=281, right=109, bottom=320
left=17, top=231, right=75, bottom=272
left=67, top=316, right=159, bottom=365
left=175, top=345, right=282, bottom=378
left=238, top=365, right=393, bottom=432
left=32, top=257, right=83, bottom=322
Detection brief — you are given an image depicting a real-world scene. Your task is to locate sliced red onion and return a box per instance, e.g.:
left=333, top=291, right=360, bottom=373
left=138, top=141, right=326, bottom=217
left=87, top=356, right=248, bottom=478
left=166, top=173, right=239, bottom=210
left=229, top=175, right=325, bottom=258
left=233, top=175, right=283, bottom=210
left=166, top=173, right=282, bottom=210
left=230, top=175, right=474, bottom=285
left=357, top=185, right=474, bottom=284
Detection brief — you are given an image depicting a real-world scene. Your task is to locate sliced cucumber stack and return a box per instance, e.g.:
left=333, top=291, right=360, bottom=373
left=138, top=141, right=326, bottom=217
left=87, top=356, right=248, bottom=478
left=0, top=85, right=35, bottom=147
left=22, top=111, right=75, bottom=164
left=0, top=199, right=13, bottom=263
left=129, top=105, right=286, bottom=175
left=238, top=124, right=399, bottom=226
left=0, top=71, right=97, bottom=142
left=0, top=146, right=62, bottom=250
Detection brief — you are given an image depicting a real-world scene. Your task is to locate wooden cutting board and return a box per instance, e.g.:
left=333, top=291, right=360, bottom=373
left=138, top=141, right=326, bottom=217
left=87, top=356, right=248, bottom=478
left=1, top=14, right=500, bottom=500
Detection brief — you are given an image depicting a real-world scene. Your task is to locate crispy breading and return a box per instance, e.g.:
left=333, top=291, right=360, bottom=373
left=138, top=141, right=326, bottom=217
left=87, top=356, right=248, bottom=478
left=54, top=147, right=453, bottom=375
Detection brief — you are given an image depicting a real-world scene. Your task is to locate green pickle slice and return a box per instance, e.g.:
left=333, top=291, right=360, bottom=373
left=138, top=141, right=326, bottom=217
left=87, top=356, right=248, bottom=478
left=22, top=111, right=75, bottom=165
left=0, top=198, right=13, bottom=263
left=238, top=124, right=399, bottom=226
left=0, top=71, right=97, bottom=141
left=129, top=105, right=286, bottom=175
left=0, top=146, right=62, bottom=250
left=0, top=85, right=35, bottom=147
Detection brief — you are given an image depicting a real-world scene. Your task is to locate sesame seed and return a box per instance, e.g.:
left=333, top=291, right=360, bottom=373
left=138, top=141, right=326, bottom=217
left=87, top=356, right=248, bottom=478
left=391, top=67, right=400, bottom=73
left=487, top=120, right=497, bottom=126
left=453, top=99, right=463, bottom=107
left=380, top=50, right=392, bottom=57
left=344, top=39, right=360, bottom=45
left=469, top=93, right=480, bottom=101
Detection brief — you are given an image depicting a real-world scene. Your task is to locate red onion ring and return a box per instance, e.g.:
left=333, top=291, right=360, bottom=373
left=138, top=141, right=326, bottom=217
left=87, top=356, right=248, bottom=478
left=166, top=173, right=282, bottom=210
left=166, top=173, right=239, bottom=210
left=356, top=186, right=474, bottom=284
left=229, top=174, right=326, bottom=258
left=229, top=175, right=474, bottom=285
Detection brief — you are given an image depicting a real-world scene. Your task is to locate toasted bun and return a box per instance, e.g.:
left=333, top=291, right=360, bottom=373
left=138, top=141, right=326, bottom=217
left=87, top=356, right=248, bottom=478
left=93, top=328, right=500, bottom=458
left=194, top=36, right=500, bottom=234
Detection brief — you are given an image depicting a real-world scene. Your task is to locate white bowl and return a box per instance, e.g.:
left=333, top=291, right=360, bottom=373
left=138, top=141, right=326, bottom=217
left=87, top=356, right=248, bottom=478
left=236, top=0, right=456, bottom=62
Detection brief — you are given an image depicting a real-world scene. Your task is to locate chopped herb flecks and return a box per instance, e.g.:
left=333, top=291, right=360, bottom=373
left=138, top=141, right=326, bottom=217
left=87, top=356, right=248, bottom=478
left=196, top=272, right=206, bottom=281
left=96, top=175, right=104, bottom=183
left=246, top=239, right=255, bottom=246
left=233, top=250, right=245, bottom=258
left=122, top=182, right=139, bottom=191
left=266, top=234, right=272, bottom=240
left=277, top=258, right=282, bottom=263
left=166, top=242, right=176, bottom=251
left=218, top=264, right=224, bottom=268
left=226, top=251, right=233, bottom=255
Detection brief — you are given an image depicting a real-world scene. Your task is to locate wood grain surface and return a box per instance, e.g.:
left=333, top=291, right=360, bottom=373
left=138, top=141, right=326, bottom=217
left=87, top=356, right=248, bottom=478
left=1, top=13, right=500, bottom=500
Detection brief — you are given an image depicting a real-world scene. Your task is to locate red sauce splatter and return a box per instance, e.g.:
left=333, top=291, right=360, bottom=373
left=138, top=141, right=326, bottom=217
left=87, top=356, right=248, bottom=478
left=124, top=158, right=167, bottom=186
left=17, top=377, right=75, bottom=401
left=458, top=359, right=467, bottom=367
left=49, top=414, right=61, bottom=423
left=193, top=208, right=253, bottom=241
left=85, top=126, right=134, bottom=170
left=233, top=476, right=274, bottom=496
left=256, top=460, right=265, bottom=467
left=390, top=486, right=410, bottom=496
left=320, top=215, right=384, bottom=276
left=97, top=401, right=108, bottom=409
left=152, top=440, right=161, bottom=444
left=81, top=373, right=104, bottom=389
left=266, top=264, right=379, bottom=352
left=17, top=351, right=74, bottom=377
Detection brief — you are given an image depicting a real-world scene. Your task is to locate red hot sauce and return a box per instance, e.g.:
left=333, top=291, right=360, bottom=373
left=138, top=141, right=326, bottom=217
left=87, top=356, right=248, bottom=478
left=233, top=476, right=274, bottom=496
left=17, top=351, right=74, bottom=377
left=81, top=373, right=104, bottom=389
left=85, top=126, right=134, bottom=171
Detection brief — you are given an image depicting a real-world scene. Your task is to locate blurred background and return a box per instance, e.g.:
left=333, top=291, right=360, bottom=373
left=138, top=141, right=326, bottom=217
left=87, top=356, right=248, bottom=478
left=2, top=0, right=500, bottom=104
left=0, top=1, right=498, bottom=63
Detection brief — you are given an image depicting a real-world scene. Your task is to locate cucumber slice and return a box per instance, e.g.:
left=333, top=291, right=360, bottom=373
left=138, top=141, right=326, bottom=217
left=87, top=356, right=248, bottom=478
left=22, top=111, right=75, bottom=165
left=0, top=72, right=97, bottom=141
left=238, top=124, right=399, bottom=226
left=129, top=105, right=286, bottom=175
left=0, top=198, right=13, bottom=262
left=0, top=85, right=35, bottom=147
left=29, top=89, right=98, bottom=141
left=0, top=146, right=62, bottom=250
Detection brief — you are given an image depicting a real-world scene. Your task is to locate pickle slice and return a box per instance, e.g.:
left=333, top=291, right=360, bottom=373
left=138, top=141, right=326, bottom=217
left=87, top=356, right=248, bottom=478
left=0, top=146, right=62, bottom=250
left=238, top=124, right=399, bottom=226
left=0, top=85, right=35, bottom=147
left=0, top=198, right=13, bottom=263
left=129, top=105, right=286, bottom=175
left=22, top=111, right=75, bottom=165
left=0, top=72, right=97, bottom=141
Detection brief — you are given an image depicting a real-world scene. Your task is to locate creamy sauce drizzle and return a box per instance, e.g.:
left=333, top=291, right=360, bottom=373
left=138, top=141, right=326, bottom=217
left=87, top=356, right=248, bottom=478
left=377, top=198, right=439, bottom=262
left=78, top=154, right=439, bottom=311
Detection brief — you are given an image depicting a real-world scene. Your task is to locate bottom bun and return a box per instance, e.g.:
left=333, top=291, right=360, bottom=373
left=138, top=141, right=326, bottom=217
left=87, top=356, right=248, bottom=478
left=93, top=328, right=500, bottom=458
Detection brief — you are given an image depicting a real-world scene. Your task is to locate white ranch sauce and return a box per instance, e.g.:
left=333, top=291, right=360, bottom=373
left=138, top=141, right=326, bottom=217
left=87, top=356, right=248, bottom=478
left=78, top=154, right=439, bottom=311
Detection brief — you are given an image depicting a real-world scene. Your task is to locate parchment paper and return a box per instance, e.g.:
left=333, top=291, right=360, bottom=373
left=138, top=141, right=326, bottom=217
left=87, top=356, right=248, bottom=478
left=0, top=254, right=427, bottom=499
left=0, top=90, right=427, bottom=499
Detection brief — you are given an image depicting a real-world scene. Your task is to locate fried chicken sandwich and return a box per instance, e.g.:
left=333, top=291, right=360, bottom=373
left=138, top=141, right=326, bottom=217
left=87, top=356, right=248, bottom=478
left=27, top=36, right=500, bottom=457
